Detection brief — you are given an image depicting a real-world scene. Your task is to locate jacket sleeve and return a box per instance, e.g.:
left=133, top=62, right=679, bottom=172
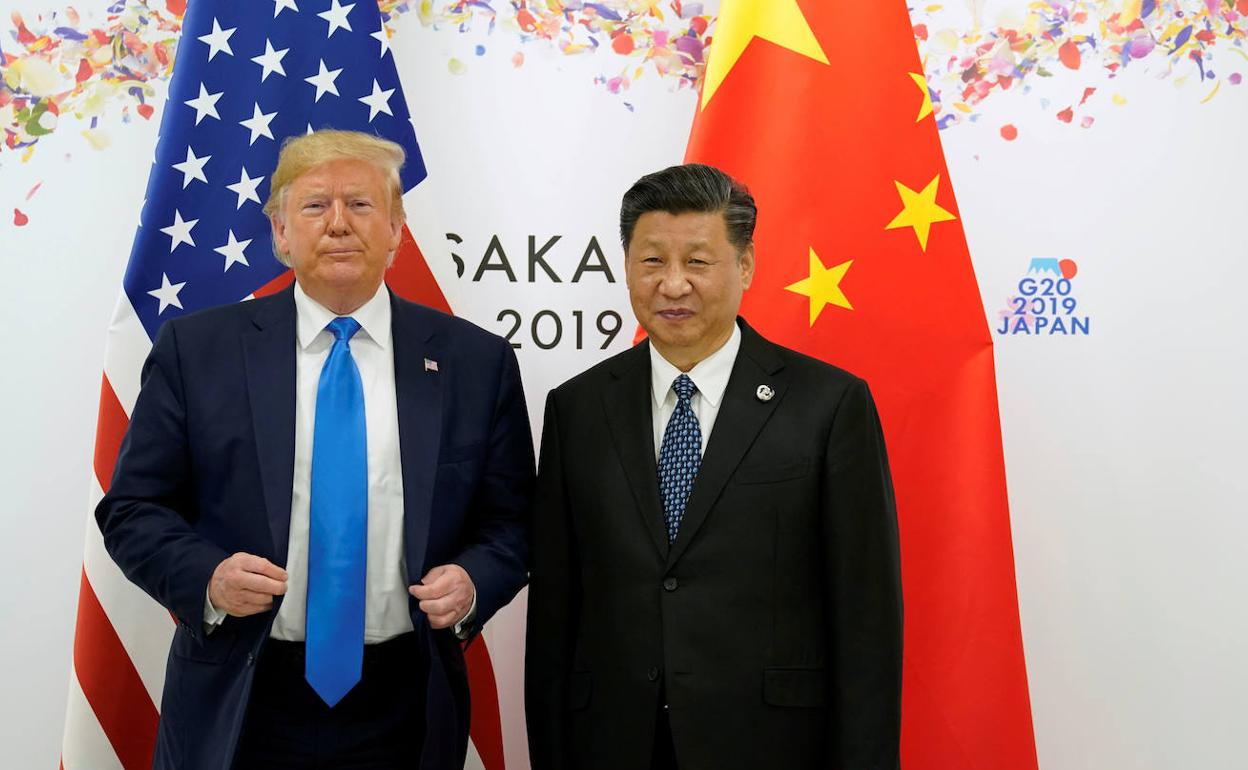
left=94, top=320, right=229, bottom=633
left=823, top=376, right=903, bottom=769
left=448, top=339, right=535, bottom=634
left=525, top=391, right=577, bottom=770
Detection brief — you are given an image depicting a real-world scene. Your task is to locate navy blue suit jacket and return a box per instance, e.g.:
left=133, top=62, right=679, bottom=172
left=96, top=285, right=534, bottom=770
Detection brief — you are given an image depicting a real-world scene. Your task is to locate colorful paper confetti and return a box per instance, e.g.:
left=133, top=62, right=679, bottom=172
left=2, top=1, right=710, bottom=157
left=385, top=1, right=711, bottom=97
left=913, top=0, right=1248, bottom=138
left=4, top=1, right=1244, bottom=156
left=2, top=3, right=178, bottom=156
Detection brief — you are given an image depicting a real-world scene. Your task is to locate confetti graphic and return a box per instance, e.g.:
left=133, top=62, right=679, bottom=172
left=2, top=2, right=179, bottom=158
left=1, top=1, right=711, bottom=157
left=387, top=0, right=712, bottom=97
left=913, top=0, right=1248, bottom=136
left=3, top=1, right=1245, bottom=157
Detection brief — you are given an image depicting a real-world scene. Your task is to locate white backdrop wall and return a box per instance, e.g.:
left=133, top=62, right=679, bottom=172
left=2, top=1, right=1246, bottom=768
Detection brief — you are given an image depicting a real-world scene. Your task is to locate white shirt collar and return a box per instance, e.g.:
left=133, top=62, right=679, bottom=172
left=293, top=280, right=392, bottom=350
left=649, top=322, right=742, bottom=410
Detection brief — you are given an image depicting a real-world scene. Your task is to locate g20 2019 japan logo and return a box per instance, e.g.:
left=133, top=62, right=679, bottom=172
left=996, top=258, right=1090, bottom=336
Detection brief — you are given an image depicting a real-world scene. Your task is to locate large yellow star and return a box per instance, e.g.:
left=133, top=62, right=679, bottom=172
left=785, top=248, right=853, bottom=326
left=910, top=71, right=934, bottom=122
left=884, top=174, right=956, bottom=252
left=701, top=0, right=829, bottom=110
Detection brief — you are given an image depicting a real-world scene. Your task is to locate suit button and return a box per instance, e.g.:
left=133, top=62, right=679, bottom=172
left=246, top=652, right=256, bottom=666
left=663, top=577, right=678, bottom=592
left=647, top=667, right=661, bottom=682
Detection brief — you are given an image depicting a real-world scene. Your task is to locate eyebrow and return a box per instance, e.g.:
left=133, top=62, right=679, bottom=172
left=635, top=237, right=714, bottom=250
left=294, top=187, right=377, bottom=202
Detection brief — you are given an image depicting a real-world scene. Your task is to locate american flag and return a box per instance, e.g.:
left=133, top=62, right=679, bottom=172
left=127, top=0, right=423, bottom=337
left=60, top=2, right=505, bottom=768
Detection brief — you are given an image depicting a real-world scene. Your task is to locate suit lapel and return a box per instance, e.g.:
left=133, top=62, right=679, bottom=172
left=242, top=287, right=298, bottom=566
left=391, top=293, right=443, bottom=581
left=667, top=321, right=788, bottom=567
left=602, top=342, right=670, bottom=559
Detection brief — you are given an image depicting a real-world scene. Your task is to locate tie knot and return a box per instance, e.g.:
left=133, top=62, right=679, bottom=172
left=327, top=317, right=361, bottom=342
left=672, top=373, right=697, bottom=404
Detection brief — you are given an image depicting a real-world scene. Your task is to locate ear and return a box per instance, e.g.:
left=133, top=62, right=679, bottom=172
left=622, top=246, right=634, bottom=290
left=739, top=243, right=756, bottom=290
left=388, top=211, right=403, bottom=252
left=271, top=213, right=289, bottom=257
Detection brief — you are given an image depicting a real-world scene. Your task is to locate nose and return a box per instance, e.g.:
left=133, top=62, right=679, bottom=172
left=327, top=199, right=350, bottom=236
left=657, top=263, right=691, bottom=298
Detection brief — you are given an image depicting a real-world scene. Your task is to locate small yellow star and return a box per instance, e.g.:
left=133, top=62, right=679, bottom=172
left=884, top=174, right=956, bottom=252
left=910, top=71, right=934, bottom=122
left=701, top=0, right=829, bottom=110
left=784, top=248, right=853, bottom=326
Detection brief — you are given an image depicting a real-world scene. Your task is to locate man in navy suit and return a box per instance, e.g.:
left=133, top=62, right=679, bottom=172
left=97, top=129, right=534, bottom=770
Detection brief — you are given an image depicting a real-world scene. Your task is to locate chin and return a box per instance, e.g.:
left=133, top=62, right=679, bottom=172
left=319, top=264, right=366, bottom=282
left=649, top=329, right=697, bottom=350
left=654, top=316, right=700, bottom=336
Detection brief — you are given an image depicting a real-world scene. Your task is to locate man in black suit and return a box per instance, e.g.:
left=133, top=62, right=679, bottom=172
left=525, top=164, right=902, bottom=770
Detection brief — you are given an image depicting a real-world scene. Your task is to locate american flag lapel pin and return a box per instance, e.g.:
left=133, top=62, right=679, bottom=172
left=424, top=358, right=439, bottom=373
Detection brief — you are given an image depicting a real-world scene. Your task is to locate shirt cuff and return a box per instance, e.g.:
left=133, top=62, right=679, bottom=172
left=203, top=587, right=227, bottom=634
left=452, top=592, right=478, bottom=640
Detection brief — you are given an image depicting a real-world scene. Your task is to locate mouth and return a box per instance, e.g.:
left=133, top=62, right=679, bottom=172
left=656, top=309, right=695, bottom=321
left=321, top=248, right=362, bottom=259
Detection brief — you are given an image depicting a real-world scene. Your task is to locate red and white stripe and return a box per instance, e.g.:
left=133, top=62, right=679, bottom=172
left=61, top=292, right=164, bottom=770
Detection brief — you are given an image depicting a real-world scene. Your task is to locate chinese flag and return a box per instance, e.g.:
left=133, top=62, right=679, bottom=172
left=686, top=1, right=1039, bottom=768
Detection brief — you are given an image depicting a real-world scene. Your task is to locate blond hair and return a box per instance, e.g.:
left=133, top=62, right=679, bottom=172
left=265, top=129, right=406, bottom=265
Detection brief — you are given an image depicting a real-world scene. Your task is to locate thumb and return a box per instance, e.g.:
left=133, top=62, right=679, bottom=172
left=420, top=564, right=448, bottom=584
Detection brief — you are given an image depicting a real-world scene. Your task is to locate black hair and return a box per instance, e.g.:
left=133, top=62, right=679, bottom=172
left=619, top=163, right=757, bottom=254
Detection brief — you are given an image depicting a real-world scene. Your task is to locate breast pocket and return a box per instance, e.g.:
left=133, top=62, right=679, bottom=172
left=736, top=460, right=810, bottom=485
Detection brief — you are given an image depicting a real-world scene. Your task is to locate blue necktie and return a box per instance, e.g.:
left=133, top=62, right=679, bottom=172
left=306, top=317, right=367, bottom=707
left=658, top=374, right=701, bottom=543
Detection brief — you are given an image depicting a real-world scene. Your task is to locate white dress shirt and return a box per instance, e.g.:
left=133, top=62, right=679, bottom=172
left=271, top=281, right=412, bottom=642
left=205, top=282, right=414, bottom=642
left=649, top=323, right=742, bottom=459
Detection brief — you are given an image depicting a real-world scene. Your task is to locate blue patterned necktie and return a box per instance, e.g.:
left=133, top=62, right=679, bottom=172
left=306, top=317, right=367, bottom=707
left=658, top=374, right=702, bottom=543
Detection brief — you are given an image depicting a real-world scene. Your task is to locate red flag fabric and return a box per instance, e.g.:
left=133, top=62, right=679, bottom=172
left=685, top=1, right=1038, bottom=767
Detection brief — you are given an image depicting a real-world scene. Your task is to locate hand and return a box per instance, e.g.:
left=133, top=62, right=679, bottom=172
left=409, top=564, right=475, bottom=629
left=208, top=553, right=288, bottom=617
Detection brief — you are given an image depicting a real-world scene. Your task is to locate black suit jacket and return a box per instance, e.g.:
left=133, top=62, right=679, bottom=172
left=96, top=285, right=534, bottom=770
left=525, top=320, right=901, bottom=770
